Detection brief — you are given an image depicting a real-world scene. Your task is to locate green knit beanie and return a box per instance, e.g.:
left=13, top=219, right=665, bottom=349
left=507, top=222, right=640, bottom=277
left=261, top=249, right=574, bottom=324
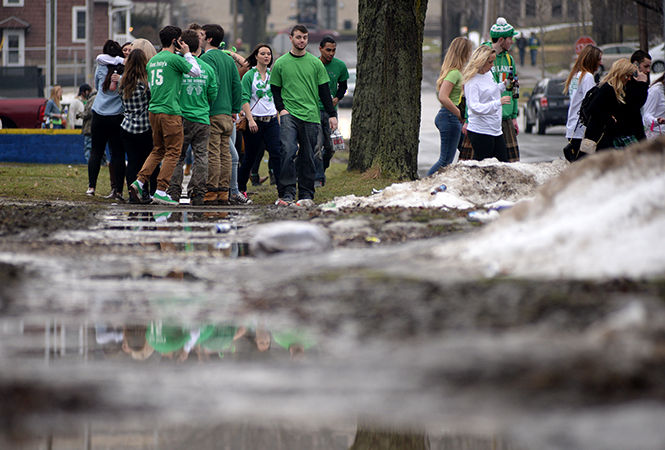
left=490, top=17, right=518, bottom=39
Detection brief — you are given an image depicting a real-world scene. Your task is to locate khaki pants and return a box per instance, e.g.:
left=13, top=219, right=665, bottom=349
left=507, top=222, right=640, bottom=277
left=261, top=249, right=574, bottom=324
left=138, top=113, right=184, bottom=191
left=207, top=114, right=233, bottom=192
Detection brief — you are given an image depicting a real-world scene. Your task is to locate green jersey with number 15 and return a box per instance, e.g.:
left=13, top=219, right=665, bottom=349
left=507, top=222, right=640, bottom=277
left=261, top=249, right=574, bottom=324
left=147, top=50, right=193, bottom=116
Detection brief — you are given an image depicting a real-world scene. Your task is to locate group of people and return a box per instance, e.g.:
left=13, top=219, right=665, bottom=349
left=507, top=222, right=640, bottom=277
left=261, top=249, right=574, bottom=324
left=564, top=44, right=663, bottom=159
left=428, top=17, right=521, bottom=176
left=429, top=16, right=664, bottom=176
left=81, top=22, right=346, bottom=207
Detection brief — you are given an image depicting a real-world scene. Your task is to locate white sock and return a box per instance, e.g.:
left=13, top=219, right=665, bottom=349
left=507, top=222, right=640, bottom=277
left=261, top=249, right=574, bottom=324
left=155, top=190, right=167, bottom=197
left=135, top=179, right=144, bottom=188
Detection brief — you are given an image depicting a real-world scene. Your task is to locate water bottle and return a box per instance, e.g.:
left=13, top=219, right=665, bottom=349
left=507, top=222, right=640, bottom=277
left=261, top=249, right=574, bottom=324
left=506, top=68, right=514, bottom=91
left=430, top=184, right=447, bottom=195
left=330, top=129, right=344, bottom=152
left=109, top=70, right=118, bottom=91
left=512, top=74, right=520, bottom=99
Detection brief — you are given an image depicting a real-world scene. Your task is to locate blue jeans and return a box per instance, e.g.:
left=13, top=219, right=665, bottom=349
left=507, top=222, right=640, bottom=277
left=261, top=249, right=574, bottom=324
left=278, top=114, right=319, bottom=201
left=427, top=108, right=462, bottom=176
left=314, top=110, right=333, bottom=183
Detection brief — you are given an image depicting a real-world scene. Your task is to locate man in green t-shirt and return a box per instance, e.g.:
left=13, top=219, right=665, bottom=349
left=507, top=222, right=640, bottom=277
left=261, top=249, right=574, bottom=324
left=166, top=29, right=218, bottom=206
left=270, top=25, right=338, bottom=206
left=129, top=25, right=201, bottom=205
left=314, top=36, right=349, bottom=188
left=200, top=24, right=243, bottom=205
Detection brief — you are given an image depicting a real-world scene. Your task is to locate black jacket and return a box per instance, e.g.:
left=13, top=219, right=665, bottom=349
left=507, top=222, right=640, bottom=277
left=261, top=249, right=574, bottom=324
left=585, top=80, right=648, bottom=149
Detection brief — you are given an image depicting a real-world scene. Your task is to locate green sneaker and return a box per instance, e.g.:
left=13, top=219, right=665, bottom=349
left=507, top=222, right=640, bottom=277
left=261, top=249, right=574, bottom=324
left=152, top=191, right=179, bottom=206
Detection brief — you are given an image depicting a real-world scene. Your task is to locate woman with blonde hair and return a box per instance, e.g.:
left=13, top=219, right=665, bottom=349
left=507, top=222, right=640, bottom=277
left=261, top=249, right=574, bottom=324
left=563, top=45, right=602, bottom=158
left=461, top=45, right=512, bottom=162
left=427, top=36, right=473, bottom=175
left=581, top=58, right=647, bottom=155
left=43, top=85, right=65, bottom=128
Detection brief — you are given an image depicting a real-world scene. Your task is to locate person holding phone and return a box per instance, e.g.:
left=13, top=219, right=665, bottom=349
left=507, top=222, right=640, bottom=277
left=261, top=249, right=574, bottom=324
left=129, top=25, right=201, bottom=205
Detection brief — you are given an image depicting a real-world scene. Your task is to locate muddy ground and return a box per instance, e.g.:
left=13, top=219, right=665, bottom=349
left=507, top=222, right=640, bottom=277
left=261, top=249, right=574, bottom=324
left=1, top=199, right=664, bottom=450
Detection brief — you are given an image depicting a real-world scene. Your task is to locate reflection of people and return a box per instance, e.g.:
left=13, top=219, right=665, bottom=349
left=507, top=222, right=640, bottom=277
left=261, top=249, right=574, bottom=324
left=563, top=45, right=602, bottom=158
left=581, top=59, right=647, bottom=155
left=122, top=325, right=155, bottom=360
left=462, top=45, right=512, bottom=162
left=427, top=36, right=472, bottom=175
left=146, top=321, right=213, bottom=363
left=272, top=329, right=315, bottom=360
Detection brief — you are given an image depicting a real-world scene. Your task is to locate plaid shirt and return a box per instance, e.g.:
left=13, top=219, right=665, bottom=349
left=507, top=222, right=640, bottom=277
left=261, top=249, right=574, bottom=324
left=121, top=81, right=151, bottom=134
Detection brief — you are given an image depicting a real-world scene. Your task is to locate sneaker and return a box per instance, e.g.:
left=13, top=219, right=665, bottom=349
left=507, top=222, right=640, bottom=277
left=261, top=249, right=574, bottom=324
left=105, top=189, right=125, bottom=203
left=129, top=181, right=151, bottom=204
left=314, top=180, right=324, bottom=188
left=152, top=191, right=179, bottom=206
left=275, top=198, right=293, bottom=207
left=230, top=192, right=253, bottom=205
left=250, top=173, right=261, bottom=186
left=295, top=199, right=315, bottom=208
left=86, top=187, right=95, bottom=196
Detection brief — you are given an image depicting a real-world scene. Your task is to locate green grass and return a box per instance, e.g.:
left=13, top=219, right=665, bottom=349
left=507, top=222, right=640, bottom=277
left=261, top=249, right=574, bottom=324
left=0, top=152, right=401, bottom=206
left=244, top=150, right=401, bottom=205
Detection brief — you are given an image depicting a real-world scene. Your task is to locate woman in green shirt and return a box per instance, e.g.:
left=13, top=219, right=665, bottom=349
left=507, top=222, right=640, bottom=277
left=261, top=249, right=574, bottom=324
left=427, top=37, right=472, bottom=176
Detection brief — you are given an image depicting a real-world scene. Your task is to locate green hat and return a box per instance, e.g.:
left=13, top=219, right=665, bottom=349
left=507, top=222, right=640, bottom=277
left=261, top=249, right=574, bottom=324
left=490, top=17, right=518, bottom=39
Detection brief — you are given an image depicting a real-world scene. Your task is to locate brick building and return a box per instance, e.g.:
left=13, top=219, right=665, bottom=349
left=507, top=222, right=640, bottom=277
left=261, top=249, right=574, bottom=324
left=0, top=0, right=132, bottom=86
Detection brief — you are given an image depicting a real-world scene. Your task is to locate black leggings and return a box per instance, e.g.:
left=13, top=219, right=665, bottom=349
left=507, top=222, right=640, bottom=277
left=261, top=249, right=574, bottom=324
left=467, top=130, right=509, bottom=162
left=121, top=128, right=158, bottom=195
left=89, top=111, right=125, bottom=191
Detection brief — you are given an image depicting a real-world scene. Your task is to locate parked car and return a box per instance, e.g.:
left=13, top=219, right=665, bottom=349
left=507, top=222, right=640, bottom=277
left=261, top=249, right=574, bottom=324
left=524, top=78, right=568, bottom=135
left=0, top=98, right=46, bottom=128
left=599, top=42, right=638, bottom=73
left=338, top=67, right=356, bottom=108
left=649, top=42, right=665, bottom=73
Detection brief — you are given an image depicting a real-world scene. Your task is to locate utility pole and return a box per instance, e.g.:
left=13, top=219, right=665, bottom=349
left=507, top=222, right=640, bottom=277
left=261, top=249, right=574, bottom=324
left=440, top=0, right=446, bottom=63
left=233, top=0, right=238, bottom=45
left=85, top=0, right=93, bottom=85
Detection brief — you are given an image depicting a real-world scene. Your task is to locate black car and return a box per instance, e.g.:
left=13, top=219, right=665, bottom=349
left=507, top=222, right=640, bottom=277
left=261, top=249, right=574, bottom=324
left=524, top=78, right=569, bottom=135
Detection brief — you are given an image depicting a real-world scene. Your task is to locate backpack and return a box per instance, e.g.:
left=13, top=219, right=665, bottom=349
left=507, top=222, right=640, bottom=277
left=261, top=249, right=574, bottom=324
left=578, top=85, right=600, bottom=127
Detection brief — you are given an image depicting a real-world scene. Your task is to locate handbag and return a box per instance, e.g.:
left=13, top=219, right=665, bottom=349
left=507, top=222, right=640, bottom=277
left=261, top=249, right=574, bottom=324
left=235, top=98, right=259, bottom=132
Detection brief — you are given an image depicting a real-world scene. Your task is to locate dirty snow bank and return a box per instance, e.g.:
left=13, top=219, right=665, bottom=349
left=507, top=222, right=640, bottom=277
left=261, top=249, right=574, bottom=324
left=332, top=158, right=569, bottom=209
left=435, top=141, right=665, bottom=279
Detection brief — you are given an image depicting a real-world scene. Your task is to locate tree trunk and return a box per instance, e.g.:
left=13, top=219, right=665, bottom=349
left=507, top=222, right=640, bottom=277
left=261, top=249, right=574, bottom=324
left=348, top=0, right=428, bottom=180
left=349, top=426, right=430, bottom=450
left=241, top=0, right=269, bottom=51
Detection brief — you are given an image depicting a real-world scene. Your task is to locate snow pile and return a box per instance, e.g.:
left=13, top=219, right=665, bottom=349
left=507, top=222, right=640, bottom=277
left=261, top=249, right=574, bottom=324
left=436, top=140, right=665, bottom=279
left=332, top=158, right=569, bottom=209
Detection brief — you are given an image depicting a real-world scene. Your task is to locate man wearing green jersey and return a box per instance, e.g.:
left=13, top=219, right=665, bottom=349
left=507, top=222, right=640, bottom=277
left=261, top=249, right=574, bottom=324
left=314, top=36, right=348, bottom=187
left=166, top=29, right=218, bottom=206
left=271, top=25, right=338, bottom=206
left=200, top=24, right=243, bottom=205
left=129, top=25, right=201, bottom=205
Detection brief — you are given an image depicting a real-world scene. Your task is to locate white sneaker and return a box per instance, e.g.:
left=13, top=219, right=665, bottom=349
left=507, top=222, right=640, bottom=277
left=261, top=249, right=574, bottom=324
left=86, top=187, right=95, bottom=196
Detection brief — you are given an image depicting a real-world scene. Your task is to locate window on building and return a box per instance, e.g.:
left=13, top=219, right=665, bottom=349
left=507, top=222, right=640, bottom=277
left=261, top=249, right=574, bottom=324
left=72, top=7, right=86, bottom=43
left=552, top=0, right=562, bottom=17
left=3, top=0, right=24, bottom=7
left=525, top=0, right=536, bottom=16
left=2, top=29, right=25, bottom=65
left=567, top=1, right=578, bottom=18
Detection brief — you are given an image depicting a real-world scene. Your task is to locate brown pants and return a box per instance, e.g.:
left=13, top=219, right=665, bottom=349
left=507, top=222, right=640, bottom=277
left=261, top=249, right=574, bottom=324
left=138, top=113, right=184, bottom=191
left=207, top=114, right=233, bottom=192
